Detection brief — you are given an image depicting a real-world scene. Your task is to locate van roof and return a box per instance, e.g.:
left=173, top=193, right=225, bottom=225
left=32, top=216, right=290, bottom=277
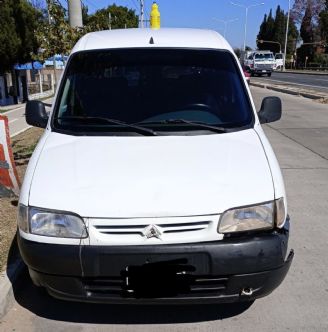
left=71, top=28, right=233, bottom=54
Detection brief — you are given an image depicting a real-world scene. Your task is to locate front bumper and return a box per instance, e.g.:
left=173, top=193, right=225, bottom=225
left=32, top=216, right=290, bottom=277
left=251, top=68, right=273, bottom=74
left=18, top=222, right=293, bottom=304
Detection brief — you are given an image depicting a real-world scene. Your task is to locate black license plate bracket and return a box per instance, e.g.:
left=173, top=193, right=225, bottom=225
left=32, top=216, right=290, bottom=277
left=122, top=258, right=198, bottom=297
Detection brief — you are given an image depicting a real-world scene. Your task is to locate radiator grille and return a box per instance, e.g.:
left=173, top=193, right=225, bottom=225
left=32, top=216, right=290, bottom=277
left=93, top=220, right=210, bottom=236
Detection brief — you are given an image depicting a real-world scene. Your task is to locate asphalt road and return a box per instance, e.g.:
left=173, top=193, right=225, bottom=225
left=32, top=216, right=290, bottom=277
left=254, top=71, right=328, bottom=94
left=5, top=105, right=31, bottom=138
left=1, top=88, right=328, bottom=331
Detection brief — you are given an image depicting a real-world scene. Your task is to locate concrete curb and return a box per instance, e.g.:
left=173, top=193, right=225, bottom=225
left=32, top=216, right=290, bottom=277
left=250, top=81, right=328, bottom=102
left=0, top=258, right=25, bottom=319
left=275, top=70, right=328, bottom=76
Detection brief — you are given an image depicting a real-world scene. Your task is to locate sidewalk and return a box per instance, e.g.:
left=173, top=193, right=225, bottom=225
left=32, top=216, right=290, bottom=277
left=0, top=103, right=25, bottom=113
left=0, top=94, right=54, bottom=114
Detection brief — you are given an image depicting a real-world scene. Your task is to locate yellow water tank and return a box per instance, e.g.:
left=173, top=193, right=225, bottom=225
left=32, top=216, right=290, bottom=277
left=150, top=2, right=160, bottom=29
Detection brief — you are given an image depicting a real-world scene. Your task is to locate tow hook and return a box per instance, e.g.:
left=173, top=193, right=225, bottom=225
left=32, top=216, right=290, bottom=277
left=241, top=287, right=253, bottom=296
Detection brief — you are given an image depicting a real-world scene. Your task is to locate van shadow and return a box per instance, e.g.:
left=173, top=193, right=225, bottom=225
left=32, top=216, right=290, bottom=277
left=12, top=270, right=254, bottom=325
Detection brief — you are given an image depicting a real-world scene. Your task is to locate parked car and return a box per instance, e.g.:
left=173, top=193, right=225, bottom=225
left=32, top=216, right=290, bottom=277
left=243, top=67, right=251, bottom=84
left=274, top=53, right=284, bottom=71
left=19, top=28, right=293, bottom=304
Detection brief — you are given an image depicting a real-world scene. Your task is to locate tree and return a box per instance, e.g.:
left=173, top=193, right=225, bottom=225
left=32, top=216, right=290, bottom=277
left=292, top=0, right=325, bottom=25
left=266, top=9, right=275, bottom=42
left=273, top=6, right=285, bottom=52
left=300, top=3, right=314, bottom=43
left=0, top=1, right=20, bottom=74
left=35, top=2, right=138, bottom=63
left=257, top=9, right=275, bottom=51
left=257, top=14, right=268, bottom=49
left=298, top=2, right=315, bottom=63
left=233, top=47, right=241, bottom=58
left=0, top=0, right=42, bottom=73
left=319, top=0, right=328, bottom=47
left=87, top=4, right=138, bottom=30
left=34, top=1, right=84, bottom=62
left=257, top=6, right=299, bottom=55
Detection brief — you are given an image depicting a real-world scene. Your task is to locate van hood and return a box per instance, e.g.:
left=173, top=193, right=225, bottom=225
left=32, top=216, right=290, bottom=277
left=29, top=130, right=274, bottom=218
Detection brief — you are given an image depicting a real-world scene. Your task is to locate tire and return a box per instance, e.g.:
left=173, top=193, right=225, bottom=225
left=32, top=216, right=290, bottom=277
left=267, top=73, right=272, bottom=77
left=250, top=72, right=254, bottom=77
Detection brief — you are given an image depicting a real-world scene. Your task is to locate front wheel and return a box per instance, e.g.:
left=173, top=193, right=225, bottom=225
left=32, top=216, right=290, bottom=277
left=267, top=73, right=272, bottom=77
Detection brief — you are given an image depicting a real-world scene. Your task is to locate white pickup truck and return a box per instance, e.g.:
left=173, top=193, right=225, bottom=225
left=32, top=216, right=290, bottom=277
left=244, top=50, right=275, bottom=77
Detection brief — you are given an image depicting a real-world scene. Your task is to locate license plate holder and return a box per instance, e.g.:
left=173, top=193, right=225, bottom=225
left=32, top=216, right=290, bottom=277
left=122, top=258, right=197, bottom=297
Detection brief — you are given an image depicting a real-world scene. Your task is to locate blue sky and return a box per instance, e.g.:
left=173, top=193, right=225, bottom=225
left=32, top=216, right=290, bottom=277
left=79, top=0, right=290, bottom=49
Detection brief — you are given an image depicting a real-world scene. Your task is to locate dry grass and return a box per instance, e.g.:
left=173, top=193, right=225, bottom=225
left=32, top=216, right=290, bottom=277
left=0, top=128, right=43, bottom=272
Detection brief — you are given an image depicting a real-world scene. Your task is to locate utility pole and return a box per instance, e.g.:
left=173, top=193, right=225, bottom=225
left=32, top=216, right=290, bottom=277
left=283, top=0, right=291, bottom=71
left=47, top=1, right=57, bottom=89
left=140, top=0, right=145, bottom=28
left=68, top=0, right=83, bottom=28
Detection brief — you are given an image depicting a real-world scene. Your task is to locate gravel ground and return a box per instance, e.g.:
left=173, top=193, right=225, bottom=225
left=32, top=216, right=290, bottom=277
left=0, top=128, right=43, bottom=272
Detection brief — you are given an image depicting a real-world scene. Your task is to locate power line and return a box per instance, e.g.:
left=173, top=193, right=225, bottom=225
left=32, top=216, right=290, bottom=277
left=130, top=0, right=139, bottom=11
left=84, top=0, right=97, bottom=10
left=144, top=0, right=150, bottom=27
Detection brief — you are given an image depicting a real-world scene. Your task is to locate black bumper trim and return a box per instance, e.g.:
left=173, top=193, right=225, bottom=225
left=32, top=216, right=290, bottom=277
left=28, top=250, right=294, bottom=304
left=18, top=223, right=293, bottom=303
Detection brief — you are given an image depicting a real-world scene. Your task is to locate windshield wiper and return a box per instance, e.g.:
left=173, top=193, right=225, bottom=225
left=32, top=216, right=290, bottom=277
left=138, top=119, right=227, bottom=133
left=55, top=116, right=158, bottom=136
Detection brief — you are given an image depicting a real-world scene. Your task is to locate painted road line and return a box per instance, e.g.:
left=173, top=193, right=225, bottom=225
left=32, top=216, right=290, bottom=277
left=311, top=78, right=328, bottom=82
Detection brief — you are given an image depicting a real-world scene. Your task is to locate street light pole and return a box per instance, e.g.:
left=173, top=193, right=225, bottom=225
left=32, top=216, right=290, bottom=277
left=212, top=18, right=238, bottom=38
left=231, top=2, right=264, bottom=51
left=244, top=6, right=248, bottom=52
left=283, top=0, right=291, bottom=71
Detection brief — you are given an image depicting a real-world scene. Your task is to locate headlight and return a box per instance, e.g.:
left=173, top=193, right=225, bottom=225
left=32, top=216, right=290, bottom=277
left=218, top=198, right=286, bottom=234
left=17, top=205, right=87, bottom=238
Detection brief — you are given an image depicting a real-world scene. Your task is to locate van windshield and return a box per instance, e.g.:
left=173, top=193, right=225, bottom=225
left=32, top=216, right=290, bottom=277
left=53, top=48, right=253, bottom=135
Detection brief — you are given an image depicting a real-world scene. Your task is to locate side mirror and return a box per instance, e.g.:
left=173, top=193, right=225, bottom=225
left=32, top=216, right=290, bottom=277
left=26, top=100, right=49, bottom=128
left=258, top=96, right=282, bottom=124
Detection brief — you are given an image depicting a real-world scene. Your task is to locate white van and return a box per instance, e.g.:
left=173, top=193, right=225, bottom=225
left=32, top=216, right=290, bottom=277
left=18, top=28, right=293, bottom=304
